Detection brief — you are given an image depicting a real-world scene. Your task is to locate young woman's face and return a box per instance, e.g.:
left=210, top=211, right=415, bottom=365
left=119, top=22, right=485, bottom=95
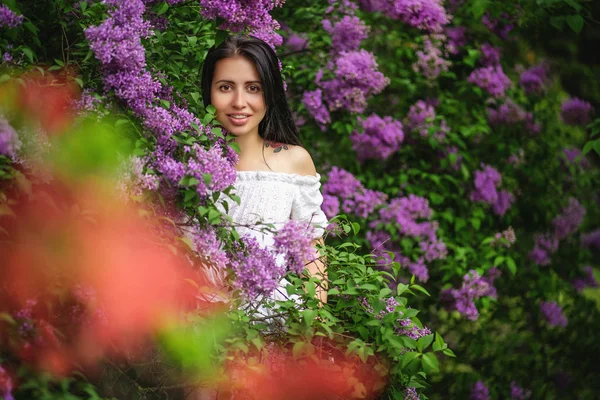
left=211, top=56, right=267, bottom=138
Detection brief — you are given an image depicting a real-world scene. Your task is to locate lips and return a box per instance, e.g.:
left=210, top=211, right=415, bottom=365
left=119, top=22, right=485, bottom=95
left=227, top=113, right=251, bottom=126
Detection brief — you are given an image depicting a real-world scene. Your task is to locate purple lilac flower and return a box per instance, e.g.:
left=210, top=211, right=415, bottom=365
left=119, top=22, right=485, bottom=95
left=285, top=33, right=309, bottom=52
left=198, top=0, right=285, bottom=48
left=480, top=43, right=500, bottom=67
left=323, top=167, right=362, bottom=199
left=362, top=297, right=430, bottom=340
left=320, top=50, right=390, bottom=113
left=406, top=100, right=436, bottom=137
left=563, top=147, right=590, bottom=169
left=491, top=226, right=517, bottom=247
left=560, top=98, right=594, bottom=126
left=0, top=4, right=24, bottom=28
left=445, top=26, right=467, bottom=55
left=413, top=34, right=451, bottom=80
left=492, top=190, right=515, bottom=216
left=321, top=194, right=340, bottom=219
left=0, top=364, right=14, bottom=400
left=468, top=65, right=512, bottom=98
left=193, top=226, right=230, bottom=269
left=302, top=89, right=331, bottom=128
left=273, top=220, right=316, bottom=274
left=404, top=387, right=420, bottom=400
left=520, top=63, right=550, bottom=95
left=572, top=266, right=598, bottom=292
left=508, top=149, right=525, bottom=166
left=510, top=381, right=531, bottom=400
left=445, top=270, right=497, bottom=320
left=445, top=146, right=462, bottom=170
left=324, top=15, right=369, bottom=52
left=186, top=144, right=237, bottom=196
left=529, top=233, right=559, bottom=266
left=373, top=0, right=450, bottom=33
left=487, top=99, right=540, bottom=133
left=2, top=51, right=13, bottom=63
left=0, top=118, right=21, bottom=158
left=582, top=229, right=600, bottom=248
left=350, top=114, right=404, bottom=162
left=122, top=156, right=159, bottom=196
left=470, top=164, right=502, bottom=204
left=482, top=12, right=514, bottom=40
left=540, top=301, right=568, bottom=327
left=470, top=380, right=490, bottom=400
left=231, top=235, right=283, bottom=298
left=552, top=198, right=585, bottom=240
left=74, top=89, right=101, bottom=113
left=346, top=189, right=388, bottom=218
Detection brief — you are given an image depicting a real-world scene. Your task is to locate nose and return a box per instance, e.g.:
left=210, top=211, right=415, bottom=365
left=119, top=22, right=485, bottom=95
left=232, top=88, right=246, bottom=109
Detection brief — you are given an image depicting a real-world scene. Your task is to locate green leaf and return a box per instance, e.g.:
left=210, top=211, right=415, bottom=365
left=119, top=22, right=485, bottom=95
left=442, top=348, right=456, bottom=357
left=506, top=257, right=517, bottom=276
left=417, top=334, right=434, bottom=352
left=293, top=341, right=306, bottom=359
left=422, top=352, right=440, bottom=373
left=566, top=14, right=584, bottom=34
left=401, top=351, right=421, bottom=368
left=410, top=284, right=431, bottom=297
left=156, top=2, right=169, bottom=15
left=432, top=332, right=445, bottom=352
left=302, top=309, right=317, bottom=326
left=493, top=256, right=505, bottom=267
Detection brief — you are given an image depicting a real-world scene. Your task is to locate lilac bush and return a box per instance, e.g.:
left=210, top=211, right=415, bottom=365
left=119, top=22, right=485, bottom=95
left=350, top=113, right=404, bottom=162
left=0, top=5, right=23, bottom=28
left=470, top=380, right=490, bottom=400
left=540, top=301, right=568, bottom=328
left=468, top=65, right=512, bottom=98
left=560, top=97, right=594, bottom=126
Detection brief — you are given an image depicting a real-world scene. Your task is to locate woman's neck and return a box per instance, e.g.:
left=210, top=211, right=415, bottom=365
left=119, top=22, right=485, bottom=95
left=233, top=131, right=264, bottom=162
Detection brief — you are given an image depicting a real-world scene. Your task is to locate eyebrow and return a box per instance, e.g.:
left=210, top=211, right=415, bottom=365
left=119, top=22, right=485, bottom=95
left=215, top=80, right=262, bottom=85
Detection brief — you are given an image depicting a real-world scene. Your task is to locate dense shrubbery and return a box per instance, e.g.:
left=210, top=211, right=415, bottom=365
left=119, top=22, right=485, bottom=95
left=1, top=0, right=599, bottom=399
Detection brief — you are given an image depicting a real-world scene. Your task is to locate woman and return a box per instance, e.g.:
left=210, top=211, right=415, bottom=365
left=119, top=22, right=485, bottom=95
left=200, top=34, right=328, bottom=304
left=186, top=34, right=329, bottom=399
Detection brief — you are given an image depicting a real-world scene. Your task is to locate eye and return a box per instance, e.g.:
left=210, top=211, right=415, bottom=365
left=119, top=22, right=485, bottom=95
left=247, top=85, right=262, bottom=93
left=219, top=84, right=232, bottom=91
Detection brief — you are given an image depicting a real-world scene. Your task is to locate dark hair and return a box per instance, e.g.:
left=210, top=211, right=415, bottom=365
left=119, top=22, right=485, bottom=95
left=201, top=35, right=302, bottom=146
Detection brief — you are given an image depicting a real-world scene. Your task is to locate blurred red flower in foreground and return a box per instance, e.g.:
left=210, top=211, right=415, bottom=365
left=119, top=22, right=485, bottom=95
left=221, top=342, right=388, bottom=399
left=0, top=181, right=206, bottom=375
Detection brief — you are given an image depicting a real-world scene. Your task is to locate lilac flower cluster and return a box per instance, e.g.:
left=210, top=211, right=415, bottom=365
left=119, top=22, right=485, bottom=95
left=361, top=297, right=431, bottom=340
left=322, top=167, right=387, bottom=219
left=560, top=97, right=594, bottom=126
left=468, top=65, right=512, bottom=98
left=572, top=266, right=598, bottom=292
left=319, top=50, right=390, bottom=114
left=193, top=225, right=230, bottom=269
left=470, top=380, right=490, bottom=400
left=444, top=146, right=463, bottom=171
left=507, top=148, right=525, bottom=166
left=0, top=4, right=24, bottom=28
left=285, top=33, right=309, bottom=53
left=487, top=99, right=540, bottom=134
left=519, top=62, right=550, bottom=95
left=510, top=381, right=532, bottom=400
left=350, top=113, right=404, bottom=162
left=186, top=144, right=238, bottom=196
left=490, top=226, right=516, bottom=247
left=582, top=229, right=600, bottom=249
left=480, top=43, right=500, bottom=67
left=322, top=15, right=369, bottom=53
left=120, top=156, right=159, bottom=196
left=528, top=198, right=585, bottom=266
left=198, top=0, right=285, bottom=48
left=563, top=147, right=590, bottom=169
left=445, top=26, right=467, bottom=55
left=482, top=12, right=514, bottom=40
left=552, top=197, right=586, bottom=240
left=406, top=100, right=436, bottom=137
left=230, top=235, right=283, bottom=298
left=368, top=195, right=446, bottom=282
left=0, top=118, right=21, bottom=158
left=442, top=269, right=500, bottom=320
left=302, top=89, right=331, bottom=130
left=273, top=220, right=316, bottom=274
left=404, top=387, right=420, bottom=400
left=540, top=301, right=568, bottom=328
left=470, top=164, right=515, bottom=216
left=0, top=364, right=14, bottom=400
left=529, top=233, right=559, bottom=266
left=73, top=89, right=102, bottom=113
left=371, top=0, right=450, bottom=33
left=413, top=34, right=452, bottom=80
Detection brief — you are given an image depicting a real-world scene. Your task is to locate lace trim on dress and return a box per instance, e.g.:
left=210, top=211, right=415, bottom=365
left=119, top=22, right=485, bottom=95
left=235, top=170, right=321, bottom=186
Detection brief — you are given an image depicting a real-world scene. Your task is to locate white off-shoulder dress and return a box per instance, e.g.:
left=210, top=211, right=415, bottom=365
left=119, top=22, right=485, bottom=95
left=208, top=170, right=328, bottom=308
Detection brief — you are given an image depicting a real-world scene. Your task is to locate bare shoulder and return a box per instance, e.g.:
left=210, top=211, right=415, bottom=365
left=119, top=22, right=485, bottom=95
left=287, top=145, right=317, bottom=176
